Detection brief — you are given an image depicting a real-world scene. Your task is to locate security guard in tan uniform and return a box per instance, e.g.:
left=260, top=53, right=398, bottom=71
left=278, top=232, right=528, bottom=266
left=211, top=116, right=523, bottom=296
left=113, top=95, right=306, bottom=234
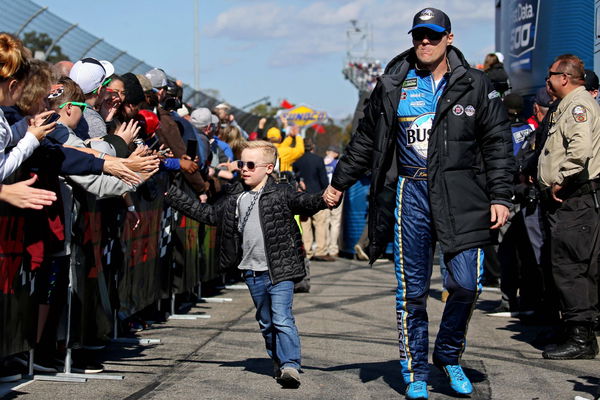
left=538, top=54, right=600, bottom=360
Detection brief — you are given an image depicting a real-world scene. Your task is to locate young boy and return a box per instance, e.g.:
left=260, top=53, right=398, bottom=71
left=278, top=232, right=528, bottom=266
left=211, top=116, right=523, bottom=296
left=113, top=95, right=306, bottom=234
left=166, top=140, right=327, bottom=388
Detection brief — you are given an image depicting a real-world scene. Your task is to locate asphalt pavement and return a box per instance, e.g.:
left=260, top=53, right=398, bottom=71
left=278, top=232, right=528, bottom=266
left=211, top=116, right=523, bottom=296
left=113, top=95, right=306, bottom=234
left=2, top=257, right=598, bottom=400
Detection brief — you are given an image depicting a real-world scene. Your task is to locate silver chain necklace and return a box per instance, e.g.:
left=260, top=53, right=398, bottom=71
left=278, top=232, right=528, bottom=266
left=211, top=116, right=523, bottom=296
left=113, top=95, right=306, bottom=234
left=238, top=187, right=263, bottom=233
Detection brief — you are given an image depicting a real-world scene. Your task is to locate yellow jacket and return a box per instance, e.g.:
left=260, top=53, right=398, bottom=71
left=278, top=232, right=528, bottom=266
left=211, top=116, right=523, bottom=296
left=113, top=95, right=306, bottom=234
left=275, top=135, right=304, bottom=172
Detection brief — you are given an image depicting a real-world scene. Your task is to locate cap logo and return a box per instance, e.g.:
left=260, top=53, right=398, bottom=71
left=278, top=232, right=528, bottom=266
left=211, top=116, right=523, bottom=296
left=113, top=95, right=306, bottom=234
left=419, top=9, right=434, bottom=21
left=48, top=84, right=64, bottom=98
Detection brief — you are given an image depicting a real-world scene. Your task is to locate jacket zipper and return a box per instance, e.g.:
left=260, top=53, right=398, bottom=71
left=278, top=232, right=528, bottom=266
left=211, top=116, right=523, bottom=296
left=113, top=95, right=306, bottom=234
left=256, top=194, right=275, bottom=283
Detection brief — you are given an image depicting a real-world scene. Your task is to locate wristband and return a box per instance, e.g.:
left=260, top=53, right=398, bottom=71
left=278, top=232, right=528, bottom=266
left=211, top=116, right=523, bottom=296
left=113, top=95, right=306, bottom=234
left=127, top=205, right=136, bottom=212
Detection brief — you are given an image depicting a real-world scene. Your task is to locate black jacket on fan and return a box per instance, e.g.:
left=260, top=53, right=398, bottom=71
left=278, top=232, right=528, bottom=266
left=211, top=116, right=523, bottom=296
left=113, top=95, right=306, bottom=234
left=331, top=46, right=515, bottom=262
left=165, top=176, right=327, bottom=285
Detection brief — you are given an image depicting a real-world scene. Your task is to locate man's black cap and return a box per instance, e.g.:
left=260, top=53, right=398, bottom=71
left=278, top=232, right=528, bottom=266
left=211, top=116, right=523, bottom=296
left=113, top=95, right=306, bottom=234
left=533, top=87, right=552, bottom=108
left=503, top=93, right=524, bottom=114
left=408, top=8, right=451, bottom=34
left=584, top=69, right=599, bottom=91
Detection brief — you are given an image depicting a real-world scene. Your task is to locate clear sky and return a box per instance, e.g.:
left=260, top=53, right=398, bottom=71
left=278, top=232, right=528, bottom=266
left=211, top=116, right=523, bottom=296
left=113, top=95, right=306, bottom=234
left=38, top=0, right=495, bottom=119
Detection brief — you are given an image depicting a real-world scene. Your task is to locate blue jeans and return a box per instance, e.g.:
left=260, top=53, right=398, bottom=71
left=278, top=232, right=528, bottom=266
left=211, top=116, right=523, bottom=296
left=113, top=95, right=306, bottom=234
left=242, top=270, right=301, bottom=370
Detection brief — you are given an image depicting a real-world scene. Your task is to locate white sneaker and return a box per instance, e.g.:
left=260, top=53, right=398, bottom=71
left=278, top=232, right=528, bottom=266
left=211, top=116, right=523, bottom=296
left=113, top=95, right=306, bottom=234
left=277, top=367, right=300, bottom=388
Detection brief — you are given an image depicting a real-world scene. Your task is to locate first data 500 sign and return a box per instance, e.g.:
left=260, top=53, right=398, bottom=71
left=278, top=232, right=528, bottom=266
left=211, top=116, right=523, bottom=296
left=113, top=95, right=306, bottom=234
left=509, top=0, right=540, bottom=71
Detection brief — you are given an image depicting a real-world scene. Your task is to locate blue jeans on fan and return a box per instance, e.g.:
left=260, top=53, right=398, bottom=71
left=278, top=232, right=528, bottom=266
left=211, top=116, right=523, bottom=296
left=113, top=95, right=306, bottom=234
left=242, top=270, right=301, bottom=370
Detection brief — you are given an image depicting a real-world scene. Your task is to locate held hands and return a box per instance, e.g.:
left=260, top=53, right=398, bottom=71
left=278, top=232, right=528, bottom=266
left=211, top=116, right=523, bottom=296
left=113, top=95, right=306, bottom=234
left=323, top=185, right=343, bottom=208
left=490, top=204, right=510, bottom=229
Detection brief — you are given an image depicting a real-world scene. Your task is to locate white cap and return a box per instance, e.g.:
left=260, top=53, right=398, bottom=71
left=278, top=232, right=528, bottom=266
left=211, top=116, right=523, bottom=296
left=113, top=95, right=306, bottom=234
left=190, top=108, right=212, bottom=129
left=69, top=57, right=106, bottom=94
left=100, top=60, right=114, bottom=78
left=494, top=52, right=504, bottom=63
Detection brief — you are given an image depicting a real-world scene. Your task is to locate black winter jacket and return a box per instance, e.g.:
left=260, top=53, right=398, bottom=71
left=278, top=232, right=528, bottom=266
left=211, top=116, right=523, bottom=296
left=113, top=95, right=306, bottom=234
left=331, top=46, right=515, bottom=261
left=165, top=176, right=327, bottom=285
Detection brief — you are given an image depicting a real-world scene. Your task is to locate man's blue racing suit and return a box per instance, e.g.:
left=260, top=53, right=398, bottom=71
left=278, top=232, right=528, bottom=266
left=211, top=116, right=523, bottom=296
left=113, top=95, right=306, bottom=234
left=394, top=68, right=484, bottom=383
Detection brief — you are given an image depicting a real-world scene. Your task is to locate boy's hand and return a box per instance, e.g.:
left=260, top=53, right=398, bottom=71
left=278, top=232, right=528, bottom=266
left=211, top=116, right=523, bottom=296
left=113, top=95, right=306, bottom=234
left=323, top=185, right=343, bottom=208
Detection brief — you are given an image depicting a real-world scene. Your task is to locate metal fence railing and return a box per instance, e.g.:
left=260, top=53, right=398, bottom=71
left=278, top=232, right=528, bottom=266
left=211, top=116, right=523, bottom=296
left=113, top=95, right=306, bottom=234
left=0, top=0, right=264, bottom=131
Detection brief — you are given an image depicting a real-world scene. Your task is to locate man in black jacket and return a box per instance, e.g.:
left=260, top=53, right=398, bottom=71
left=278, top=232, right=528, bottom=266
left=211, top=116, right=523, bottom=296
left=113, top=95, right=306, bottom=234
left=293, top=138, right=331, bottom=261
left=324, top=7, right=514, bottom=399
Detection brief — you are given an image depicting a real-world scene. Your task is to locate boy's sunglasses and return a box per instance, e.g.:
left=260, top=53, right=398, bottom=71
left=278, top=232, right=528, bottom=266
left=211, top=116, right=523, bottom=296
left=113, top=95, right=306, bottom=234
left=236, top=160, right=271, bottom=170
left=411, top=29, right=446, bottom=42
left=58, top=101, right=89, bottom=112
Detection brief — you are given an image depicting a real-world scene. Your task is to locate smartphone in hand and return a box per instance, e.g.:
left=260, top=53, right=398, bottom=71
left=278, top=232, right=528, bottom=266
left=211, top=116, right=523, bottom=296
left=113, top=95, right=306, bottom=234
left=186, top=139, right=197, bottom=159
left=42, top=113, right=60, bottom=125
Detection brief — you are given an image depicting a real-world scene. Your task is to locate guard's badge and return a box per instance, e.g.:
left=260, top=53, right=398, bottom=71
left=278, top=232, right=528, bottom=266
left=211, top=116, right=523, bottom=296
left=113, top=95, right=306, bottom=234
left=572, top=105, right=587, bottom=123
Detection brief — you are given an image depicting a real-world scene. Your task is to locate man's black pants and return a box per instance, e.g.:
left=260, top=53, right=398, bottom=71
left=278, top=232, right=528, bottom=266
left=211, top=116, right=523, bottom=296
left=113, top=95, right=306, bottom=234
left=546, top=192, right=600, bottom=324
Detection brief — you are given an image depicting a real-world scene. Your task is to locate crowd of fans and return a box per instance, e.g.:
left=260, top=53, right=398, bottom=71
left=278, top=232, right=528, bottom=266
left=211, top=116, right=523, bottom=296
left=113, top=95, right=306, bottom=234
left=0, top=32, right=343, bottom=379
left=343, top=60, right=382, bottom=92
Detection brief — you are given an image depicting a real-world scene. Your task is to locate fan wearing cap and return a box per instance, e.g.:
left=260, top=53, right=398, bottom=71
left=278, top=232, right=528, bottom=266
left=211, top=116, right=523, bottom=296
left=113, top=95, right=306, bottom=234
left=69, top=57, right=114, bottom=140
left=324, top=7, right=515, bottom=398
left=213, top=102, right=249, bottom=140
left=266, top=124, right=305, bottom=174
left=191, top=108, right=235, bottom=182
left=144, top=68, right=207, bottom=195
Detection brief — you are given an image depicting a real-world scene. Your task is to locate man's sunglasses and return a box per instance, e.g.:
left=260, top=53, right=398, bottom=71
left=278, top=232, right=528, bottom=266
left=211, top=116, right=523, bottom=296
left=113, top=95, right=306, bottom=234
left=411, top=30, right=446, bottom=41
left=58, top=101, right=89, bottom=112
left=236, top=160, right=271, bottom=170
left=545, top=71, right=571, bottom=81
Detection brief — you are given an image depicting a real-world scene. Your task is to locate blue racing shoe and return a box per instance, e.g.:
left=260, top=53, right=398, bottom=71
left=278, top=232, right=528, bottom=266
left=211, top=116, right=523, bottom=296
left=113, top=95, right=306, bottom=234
left=405, top=380, right=428, bottom=399
left=441, top=364, right=473, bottom=395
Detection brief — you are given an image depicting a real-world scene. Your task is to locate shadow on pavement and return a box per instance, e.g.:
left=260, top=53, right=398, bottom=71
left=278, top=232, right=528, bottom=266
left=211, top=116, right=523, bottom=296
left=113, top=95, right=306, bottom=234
left=568, top=375, right=600, bottom=400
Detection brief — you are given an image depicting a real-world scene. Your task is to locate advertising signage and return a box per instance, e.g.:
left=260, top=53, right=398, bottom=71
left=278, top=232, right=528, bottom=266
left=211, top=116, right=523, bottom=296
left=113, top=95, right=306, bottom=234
left=508, top=0, right=540, bottom=71
left=496, top=0, right=594, bottom=96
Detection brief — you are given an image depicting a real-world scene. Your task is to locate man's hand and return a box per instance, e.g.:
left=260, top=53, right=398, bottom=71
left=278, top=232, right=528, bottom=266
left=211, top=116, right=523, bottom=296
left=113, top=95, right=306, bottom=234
left=490, top=204, right=510, bottom=229
left=28, top=112, right=57, bottom=141
left=280, top=115, right=288, bottom=129
left=258, top=117, right=267, bottom=130
left=199, top=193, right=208, bottom=203
left=323, top=185, right=343, bottom=208
left=115, top=119, right=141, bottom=145
left=103, top=160, right=142, bottom=186
left=159, top=144, right=173, bottom=158
left=100, top=95, right=121, bottom=122
left=123, top=146, right=160, bottom=172
left=551, top=183, right=563, bottom=203
left=139, top=167, right=159, bottom=182
left=0, top=175, right=57, bottom=209
left=180, top=155, right=199, bottom=174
